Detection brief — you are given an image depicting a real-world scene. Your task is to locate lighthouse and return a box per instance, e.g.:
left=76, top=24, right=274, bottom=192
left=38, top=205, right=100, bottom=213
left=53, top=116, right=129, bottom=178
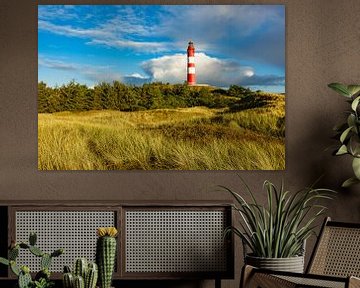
left=187, top=41, right=196, bottom=85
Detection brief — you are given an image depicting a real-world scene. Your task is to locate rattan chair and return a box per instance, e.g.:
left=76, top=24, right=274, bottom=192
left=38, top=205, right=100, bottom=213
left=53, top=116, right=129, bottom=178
left=241, top=217, right=360, bottom=288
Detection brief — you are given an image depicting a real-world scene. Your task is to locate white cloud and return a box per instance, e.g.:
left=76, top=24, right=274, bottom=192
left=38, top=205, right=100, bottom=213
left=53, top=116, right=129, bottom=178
left=125, top=73, right=149, bottom=79
left=38, top=57, right=78, bottom=71
left=157, top=5, right=285, bottom=67
left=38, top=20, right=113, bottom=39
left=38, top=6, right=168, bottom=53
left=38, top=18, right=168, bottom=53
left=141, top=52, right=255, bottom=87
left=123, top=73, right=151, bottom=85
left=38, top=56, right=122, bottom=83
left=87, top=39, right=168, bottom=52
left=38, top=5, right=78, bottom=21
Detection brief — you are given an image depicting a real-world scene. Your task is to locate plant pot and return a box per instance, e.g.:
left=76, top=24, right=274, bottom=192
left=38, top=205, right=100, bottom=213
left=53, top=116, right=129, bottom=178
left=245, top=254, right=304, bottom=273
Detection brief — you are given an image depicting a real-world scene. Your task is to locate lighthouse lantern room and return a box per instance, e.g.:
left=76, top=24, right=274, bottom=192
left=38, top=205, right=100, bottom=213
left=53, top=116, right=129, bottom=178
left=187, top=41, right=196, bottom=86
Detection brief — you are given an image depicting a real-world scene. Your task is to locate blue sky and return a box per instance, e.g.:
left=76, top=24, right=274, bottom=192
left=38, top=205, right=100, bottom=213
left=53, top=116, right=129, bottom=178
left=38, top=5, right=285, bottom=92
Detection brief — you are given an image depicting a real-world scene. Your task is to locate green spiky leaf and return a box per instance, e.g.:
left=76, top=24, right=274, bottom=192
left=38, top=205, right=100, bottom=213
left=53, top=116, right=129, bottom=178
left=29, top=246, right=44, bottom=257
left=41, top=254, right=52, bottom=270
left=9, top=247, right=19, bottom=260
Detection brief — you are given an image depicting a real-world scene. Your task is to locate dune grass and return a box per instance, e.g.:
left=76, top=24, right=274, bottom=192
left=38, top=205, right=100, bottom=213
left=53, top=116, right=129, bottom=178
left=38, top=103, right=285, bottom=170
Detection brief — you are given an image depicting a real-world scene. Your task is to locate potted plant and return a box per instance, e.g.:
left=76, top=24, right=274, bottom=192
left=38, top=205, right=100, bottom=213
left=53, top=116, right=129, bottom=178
left=0, top=232, right=63, bottom=288
left=328, top=83, right=360, bottom=187
left=221, top=179, right=334, bottom=273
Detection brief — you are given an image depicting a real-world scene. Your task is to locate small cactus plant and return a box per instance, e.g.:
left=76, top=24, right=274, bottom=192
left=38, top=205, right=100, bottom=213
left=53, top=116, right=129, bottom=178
left=0, top=232, right=63, bottom=288
left=62, top=259, right=98, bottom=288
left=96, top=227, right=118, bottom=288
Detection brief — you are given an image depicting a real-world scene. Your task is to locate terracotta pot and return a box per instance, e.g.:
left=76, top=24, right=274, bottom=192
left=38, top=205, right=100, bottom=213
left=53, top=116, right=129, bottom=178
left=245, top=254, right=305, bottom=273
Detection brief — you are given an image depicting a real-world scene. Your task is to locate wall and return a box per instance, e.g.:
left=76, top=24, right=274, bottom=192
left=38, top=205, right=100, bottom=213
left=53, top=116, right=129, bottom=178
left=1, top=0, right=360, bottom=287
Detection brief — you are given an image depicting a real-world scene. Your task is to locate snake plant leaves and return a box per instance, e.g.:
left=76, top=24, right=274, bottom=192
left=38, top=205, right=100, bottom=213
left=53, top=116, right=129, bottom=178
left=222, top=180, right=335, bottom=258
left=336, top=145, right=348, bottom=155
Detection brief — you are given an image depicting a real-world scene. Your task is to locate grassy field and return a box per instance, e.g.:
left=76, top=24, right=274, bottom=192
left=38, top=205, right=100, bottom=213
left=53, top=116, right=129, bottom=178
left=38, top=93, right=285, bottom=170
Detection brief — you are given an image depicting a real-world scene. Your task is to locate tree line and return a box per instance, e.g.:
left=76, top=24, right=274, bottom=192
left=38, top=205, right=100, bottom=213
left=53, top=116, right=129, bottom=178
left=38, top=81, right=261, bottom=113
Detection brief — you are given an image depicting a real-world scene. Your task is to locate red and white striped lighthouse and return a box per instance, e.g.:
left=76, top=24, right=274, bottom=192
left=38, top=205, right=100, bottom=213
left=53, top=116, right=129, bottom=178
left=187, top=41, right=196, bottom=86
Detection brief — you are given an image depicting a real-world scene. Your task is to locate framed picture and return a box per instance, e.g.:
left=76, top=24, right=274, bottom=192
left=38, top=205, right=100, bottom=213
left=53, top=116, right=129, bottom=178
left=38, top=4, right=285, bottom=170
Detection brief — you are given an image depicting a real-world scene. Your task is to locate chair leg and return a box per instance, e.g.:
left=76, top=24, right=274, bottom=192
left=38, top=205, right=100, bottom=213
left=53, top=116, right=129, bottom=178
left=240, top=265, right=255, bottom=288
left=349, top=276, right=360, bottom=288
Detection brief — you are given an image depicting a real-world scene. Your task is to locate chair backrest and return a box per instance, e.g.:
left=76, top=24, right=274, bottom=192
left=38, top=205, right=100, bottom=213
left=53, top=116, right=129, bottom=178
left=307, top=217, right=360, bottom=277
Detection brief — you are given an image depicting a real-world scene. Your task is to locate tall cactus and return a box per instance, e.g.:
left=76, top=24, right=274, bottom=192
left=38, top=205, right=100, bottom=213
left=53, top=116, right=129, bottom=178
left=74, top=258, right=88, bottom=279
left=96, top=227, right=118, bottom=288
left=74, top=275, right=85, bottom=288
left=63, top=271, right=74, bottom=288
left=85, top=262, right=98, bottom=288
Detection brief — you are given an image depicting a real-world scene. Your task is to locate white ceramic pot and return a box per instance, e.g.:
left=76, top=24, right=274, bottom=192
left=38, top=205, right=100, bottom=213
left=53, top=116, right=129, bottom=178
left=245, top=254, right=305, bottom=273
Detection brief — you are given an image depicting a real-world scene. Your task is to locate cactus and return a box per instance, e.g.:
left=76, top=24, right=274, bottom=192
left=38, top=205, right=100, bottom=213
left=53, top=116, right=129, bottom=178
left=74, top=275, right=85, bottom=288
left=85, top=263, right=98, bottom=288
left=18, top=267, right=32, bottom=288
left=9, top=247, right=19, bottom=260
left=19, top=243, right=30, bottom=249
left=96, top=227, right=118, bottom=288
left=0, top=257, right=9, bottom=266
left=29, top=232, right=37, bottom=246
left=41, top=253, right=52, bottom=270
left=10, top=260, right=20, bottom=276
left=51, top=248, right=64, bottom=258
left=74, top=258, right=87, bottom=279
left=0, top=232, right=63, bottom=288
left=64, top=265, right=72, bottom=273
left=63, top=260, right=98, bottom=288
left=29, top=245, right=44, bottom=257
left=35, top=268, right=51, bottom=282
left=63, top=272, right=74, bottom=288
